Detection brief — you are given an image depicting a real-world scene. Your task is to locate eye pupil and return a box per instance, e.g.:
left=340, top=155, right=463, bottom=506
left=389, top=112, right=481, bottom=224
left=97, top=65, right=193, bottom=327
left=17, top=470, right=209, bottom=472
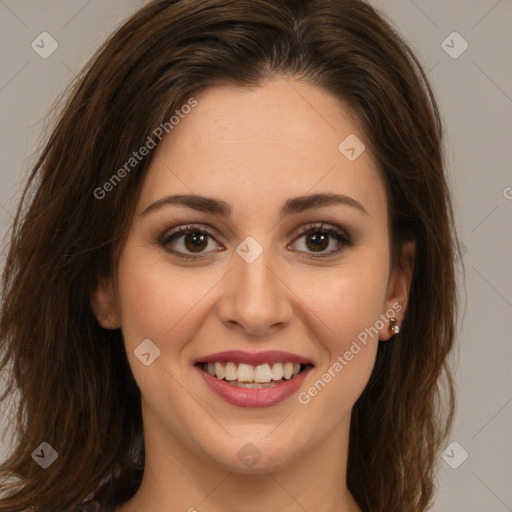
left=185, top=232, right=208, bottom=252
left=306, top=232, right=329, bottom=252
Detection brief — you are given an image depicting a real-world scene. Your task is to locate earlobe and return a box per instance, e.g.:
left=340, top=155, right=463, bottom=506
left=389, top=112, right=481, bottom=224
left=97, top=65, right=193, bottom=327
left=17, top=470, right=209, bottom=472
left=379, top=239, right=416, bottom=341
left=90, top=278, right=121, bottom=329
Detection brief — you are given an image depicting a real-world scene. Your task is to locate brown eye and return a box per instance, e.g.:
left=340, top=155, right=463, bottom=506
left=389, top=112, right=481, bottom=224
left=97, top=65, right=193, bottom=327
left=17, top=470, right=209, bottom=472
left=304, top=232, right=330, bottom=252
left=160, top=225, right=223, bottom=259
left=290, top=223, right=354, bottom=258
left=182, top=231, right=208, bottom=252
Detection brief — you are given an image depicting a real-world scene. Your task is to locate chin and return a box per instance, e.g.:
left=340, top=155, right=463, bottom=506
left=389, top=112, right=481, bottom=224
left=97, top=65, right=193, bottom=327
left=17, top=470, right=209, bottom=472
left=202, top=433, right=304, bottom=474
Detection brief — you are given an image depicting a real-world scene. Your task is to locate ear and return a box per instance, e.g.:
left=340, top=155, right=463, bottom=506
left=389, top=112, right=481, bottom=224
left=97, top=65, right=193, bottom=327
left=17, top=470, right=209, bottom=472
left=379, top=240, right=415, bottom=341
left=90, top=277, right=121, bottom=329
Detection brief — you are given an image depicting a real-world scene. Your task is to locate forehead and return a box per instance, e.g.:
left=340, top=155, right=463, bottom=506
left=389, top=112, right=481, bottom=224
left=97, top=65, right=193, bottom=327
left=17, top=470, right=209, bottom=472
left=137, top=78, right=387, bottom=221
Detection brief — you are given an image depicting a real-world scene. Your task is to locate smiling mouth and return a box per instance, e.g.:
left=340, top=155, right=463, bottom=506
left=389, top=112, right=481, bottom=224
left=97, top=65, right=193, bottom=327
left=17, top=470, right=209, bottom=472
left=197, top=361, right=313, bottom=388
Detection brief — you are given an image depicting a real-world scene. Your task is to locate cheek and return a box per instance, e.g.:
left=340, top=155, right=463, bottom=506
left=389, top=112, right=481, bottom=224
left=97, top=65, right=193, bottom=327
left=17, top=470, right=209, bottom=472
left=299, top=261, right=389, bottom=348
left=295, top=272, right=386, bottom=415
left=116, top=248, right=211, bottom=346
left=293, top=256, right=388, bottom=403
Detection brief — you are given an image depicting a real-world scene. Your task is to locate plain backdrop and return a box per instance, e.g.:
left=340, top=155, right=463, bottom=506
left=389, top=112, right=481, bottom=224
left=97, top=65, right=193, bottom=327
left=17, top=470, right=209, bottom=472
left=0, top=1, right=511, bottom=511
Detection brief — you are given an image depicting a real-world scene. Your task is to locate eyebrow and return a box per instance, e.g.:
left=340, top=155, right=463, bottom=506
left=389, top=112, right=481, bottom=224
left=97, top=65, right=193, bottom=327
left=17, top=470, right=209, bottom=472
left=141, top=192, right=369, bottom=218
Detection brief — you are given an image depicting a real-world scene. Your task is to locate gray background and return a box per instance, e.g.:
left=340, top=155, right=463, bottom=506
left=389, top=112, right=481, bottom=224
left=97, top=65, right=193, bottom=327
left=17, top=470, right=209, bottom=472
left=0, top=1, right=511, bottom=510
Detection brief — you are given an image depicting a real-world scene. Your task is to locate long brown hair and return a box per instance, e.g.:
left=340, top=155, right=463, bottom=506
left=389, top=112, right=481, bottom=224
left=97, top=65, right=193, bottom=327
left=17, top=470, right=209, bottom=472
left=0, top=1, right=460, bottom=510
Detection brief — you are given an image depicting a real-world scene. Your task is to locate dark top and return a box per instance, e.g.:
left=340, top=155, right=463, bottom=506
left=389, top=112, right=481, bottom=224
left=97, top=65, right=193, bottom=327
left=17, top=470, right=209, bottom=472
left=62, top=499, right=111, bottom=512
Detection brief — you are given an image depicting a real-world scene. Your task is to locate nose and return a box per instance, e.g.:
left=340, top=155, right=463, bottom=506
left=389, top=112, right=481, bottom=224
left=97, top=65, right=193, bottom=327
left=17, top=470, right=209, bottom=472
left=216, top=245, right=293, bottom=336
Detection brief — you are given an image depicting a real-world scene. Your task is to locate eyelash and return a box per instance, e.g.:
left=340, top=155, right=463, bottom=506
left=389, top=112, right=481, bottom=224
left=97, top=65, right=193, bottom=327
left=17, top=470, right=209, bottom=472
left=159, top=222, right=354, bottom=260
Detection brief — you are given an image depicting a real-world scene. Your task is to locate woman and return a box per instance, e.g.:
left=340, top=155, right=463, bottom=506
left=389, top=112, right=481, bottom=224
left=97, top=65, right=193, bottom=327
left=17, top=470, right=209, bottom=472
left=0, top=0, right=461, bottom=511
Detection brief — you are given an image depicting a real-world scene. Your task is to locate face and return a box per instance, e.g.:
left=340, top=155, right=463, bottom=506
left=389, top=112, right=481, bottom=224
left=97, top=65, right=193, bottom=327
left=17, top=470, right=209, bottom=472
left=93, top=77, right=413, bottom=474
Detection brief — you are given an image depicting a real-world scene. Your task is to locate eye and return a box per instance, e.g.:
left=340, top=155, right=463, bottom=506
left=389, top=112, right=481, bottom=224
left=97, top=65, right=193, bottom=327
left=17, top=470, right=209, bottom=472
left=159, top=224, right=223, bottom=260
left=289, top=223, right=353, bottom=258
left=159, top=222, right=354, bottom=260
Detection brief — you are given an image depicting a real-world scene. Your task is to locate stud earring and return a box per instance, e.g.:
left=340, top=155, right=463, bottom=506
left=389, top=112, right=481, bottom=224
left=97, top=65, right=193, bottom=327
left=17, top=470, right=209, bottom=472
left=389, top=317, right=400, bottom=335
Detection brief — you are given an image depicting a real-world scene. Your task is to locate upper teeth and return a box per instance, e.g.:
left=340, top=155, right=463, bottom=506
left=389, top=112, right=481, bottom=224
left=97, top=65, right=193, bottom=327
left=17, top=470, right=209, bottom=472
left=205, top=362, right=301, bottom=382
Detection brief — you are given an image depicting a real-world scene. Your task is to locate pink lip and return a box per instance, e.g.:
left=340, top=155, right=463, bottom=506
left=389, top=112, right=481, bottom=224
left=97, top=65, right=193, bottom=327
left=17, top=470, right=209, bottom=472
left=194, top=350, right=313, bottom=366
left=196, top=364, right=313, bottom=408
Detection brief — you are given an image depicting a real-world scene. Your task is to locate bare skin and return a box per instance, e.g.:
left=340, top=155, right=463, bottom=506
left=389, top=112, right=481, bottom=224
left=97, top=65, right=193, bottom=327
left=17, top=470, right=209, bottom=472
left=92, top=77, right=414, bottom=512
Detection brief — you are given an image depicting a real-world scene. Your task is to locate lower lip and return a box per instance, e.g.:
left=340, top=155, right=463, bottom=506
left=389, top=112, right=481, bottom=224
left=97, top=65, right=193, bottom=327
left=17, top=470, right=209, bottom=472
left=196, top=365, right=313, bottom=408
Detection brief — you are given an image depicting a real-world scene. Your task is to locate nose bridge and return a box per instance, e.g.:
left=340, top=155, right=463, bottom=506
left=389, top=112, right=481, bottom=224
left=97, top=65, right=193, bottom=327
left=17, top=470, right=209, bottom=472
left=238, top=246, right=278, bottom=301
left=217, top=235, right=292, bottom=335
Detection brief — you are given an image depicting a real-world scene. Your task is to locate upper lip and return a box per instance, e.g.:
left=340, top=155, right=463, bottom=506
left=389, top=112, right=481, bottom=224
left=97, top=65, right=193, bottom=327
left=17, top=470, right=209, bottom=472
left=194, top=350, right=313, bottom=366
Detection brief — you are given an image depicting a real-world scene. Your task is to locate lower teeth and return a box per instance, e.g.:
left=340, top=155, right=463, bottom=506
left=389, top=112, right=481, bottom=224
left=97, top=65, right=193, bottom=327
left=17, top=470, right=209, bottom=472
left=226, top=380, right=283, bottom=388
